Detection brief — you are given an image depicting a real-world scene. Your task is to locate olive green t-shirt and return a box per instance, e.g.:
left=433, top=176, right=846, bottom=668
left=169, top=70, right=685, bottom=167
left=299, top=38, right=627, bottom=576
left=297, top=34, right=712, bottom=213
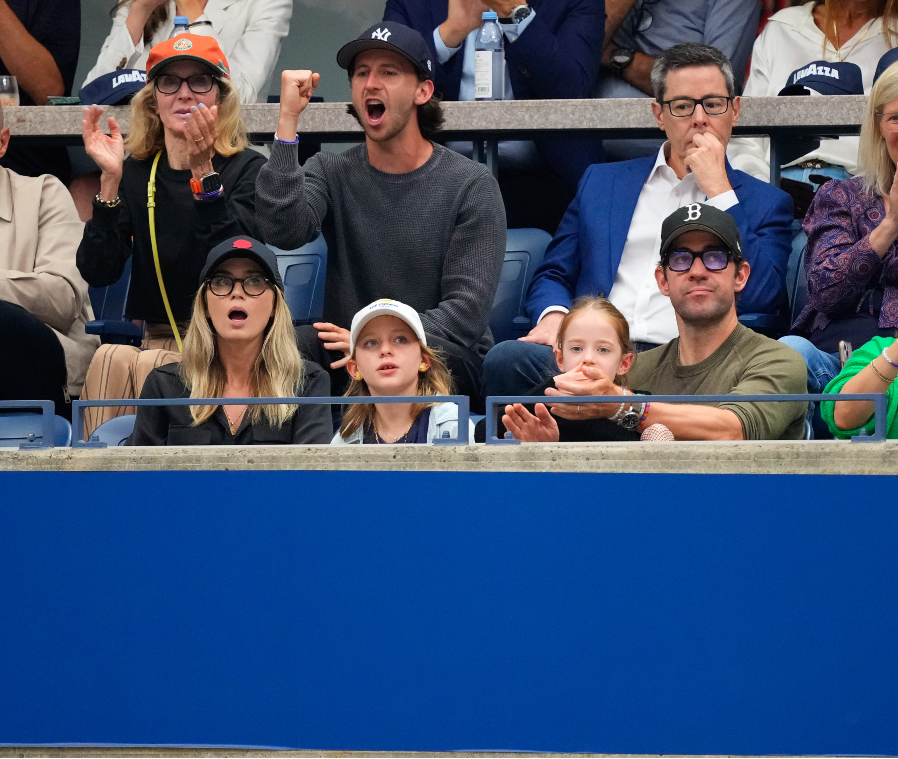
left=627, top=324, right=808, bottom=440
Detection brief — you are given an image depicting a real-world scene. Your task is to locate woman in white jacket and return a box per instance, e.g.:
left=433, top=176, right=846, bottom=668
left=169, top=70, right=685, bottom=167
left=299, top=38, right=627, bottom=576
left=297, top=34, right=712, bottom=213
left=83, top=0, right=293, bottom=104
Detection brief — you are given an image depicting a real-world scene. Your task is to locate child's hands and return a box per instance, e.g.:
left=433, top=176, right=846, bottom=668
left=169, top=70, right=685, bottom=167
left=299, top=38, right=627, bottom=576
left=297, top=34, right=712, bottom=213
left=502, top=402, right=559, bottom=442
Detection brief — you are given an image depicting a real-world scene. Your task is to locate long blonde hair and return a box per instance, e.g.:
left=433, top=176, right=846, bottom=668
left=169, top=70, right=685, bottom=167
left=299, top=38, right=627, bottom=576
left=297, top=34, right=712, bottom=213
left=339, top=343, right=453, bottom=439
left=803, top=0, right=898, bottom=51
left=180, top=283, right=304, bottom=428
left=859, top=61, right=898, bottom=197
left=124, top=75, right=248, bottom=161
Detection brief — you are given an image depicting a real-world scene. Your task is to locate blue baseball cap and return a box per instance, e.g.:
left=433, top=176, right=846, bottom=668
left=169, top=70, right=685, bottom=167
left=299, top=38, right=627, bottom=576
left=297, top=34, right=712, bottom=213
left=336, top=22, right=434, bottom=80
left=874, top=48, right=898, bottom=84
left=78, top=70, right=147, bottom=106
left=779, top=60, right=863, bottom=96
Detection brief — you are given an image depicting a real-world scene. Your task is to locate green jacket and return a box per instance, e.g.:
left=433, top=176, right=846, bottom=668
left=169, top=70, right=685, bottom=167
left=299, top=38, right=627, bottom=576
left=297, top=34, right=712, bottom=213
left=822, top=336, right=898, bottom=439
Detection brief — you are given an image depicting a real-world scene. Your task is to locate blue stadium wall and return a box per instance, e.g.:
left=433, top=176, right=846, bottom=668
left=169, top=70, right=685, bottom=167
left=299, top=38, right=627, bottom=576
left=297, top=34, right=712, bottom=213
left=1, top=470, right=896, bottom=754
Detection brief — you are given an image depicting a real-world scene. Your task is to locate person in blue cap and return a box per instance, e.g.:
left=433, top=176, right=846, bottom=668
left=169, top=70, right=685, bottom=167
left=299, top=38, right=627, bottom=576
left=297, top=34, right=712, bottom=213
left=255, top=22, right=507, bottom=413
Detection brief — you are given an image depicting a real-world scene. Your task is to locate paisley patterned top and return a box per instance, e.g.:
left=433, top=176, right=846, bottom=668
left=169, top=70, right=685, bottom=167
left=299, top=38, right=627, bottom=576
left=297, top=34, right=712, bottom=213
left=793, top=176, right=898, bottom=334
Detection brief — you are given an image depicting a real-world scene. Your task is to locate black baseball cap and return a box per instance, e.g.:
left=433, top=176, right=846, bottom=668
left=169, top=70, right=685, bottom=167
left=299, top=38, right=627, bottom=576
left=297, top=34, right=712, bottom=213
left=336, top=23, right=434, bottom=80
left=200, top=236, right=284, bottom=291
left=659, top=204, right=743, bottom=261
left=779, top=60, right=864, bottom=96
left=78, top=70, right=147, bottom=106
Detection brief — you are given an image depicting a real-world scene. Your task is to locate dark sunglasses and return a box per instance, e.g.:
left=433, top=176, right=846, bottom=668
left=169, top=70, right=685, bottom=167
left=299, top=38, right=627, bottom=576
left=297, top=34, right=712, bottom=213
left=154, top=73, right=217, bottom=95
left=205, top=275, right=271, bottom=297
left=664, top=249, right=733, bottom=272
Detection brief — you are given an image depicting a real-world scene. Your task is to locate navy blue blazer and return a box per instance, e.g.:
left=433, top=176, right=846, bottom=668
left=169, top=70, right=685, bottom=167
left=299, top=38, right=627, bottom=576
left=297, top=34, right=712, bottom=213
left=382, top=0, right=606, bottom=189
left=526, top=155, right=794, bottom=324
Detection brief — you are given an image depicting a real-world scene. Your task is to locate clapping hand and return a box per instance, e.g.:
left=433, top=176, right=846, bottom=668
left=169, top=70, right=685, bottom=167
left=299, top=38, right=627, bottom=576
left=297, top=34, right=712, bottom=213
left=502, top=402, right=560, bottom=442
left=184, top=102, right=218, bottom=179
left=82, top=105, right=124, bottom=179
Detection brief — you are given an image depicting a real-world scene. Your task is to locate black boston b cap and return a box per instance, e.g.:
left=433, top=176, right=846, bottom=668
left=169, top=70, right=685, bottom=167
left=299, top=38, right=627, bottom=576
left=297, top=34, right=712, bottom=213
left=336, top=23, right=434, bottom=80
left=659, top=204, right=743, bottom=260
left=200, top=236, right=284, bottom=291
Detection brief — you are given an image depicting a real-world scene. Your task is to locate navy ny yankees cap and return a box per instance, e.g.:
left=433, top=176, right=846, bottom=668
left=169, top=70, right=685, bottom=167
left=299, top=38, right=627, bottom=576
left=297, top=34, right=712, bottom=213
left=78, top=69, right=147, bottom=106
left=336, top=23, right=434, bottom=80
left=874, top=48, right=898, bottom=84
left=659, top=204, right=743, bottom=262
left=779, top=60, right=863, bottom=96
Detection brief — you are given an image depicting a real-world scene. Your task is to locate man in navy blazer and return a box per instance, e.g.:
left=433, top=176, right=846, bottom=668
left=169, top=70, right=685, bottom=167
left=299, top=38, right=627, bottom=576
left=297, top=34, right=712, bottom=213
left=482, top=42, right=794, bottom=397
left=383, top=0, right=605, bottom=193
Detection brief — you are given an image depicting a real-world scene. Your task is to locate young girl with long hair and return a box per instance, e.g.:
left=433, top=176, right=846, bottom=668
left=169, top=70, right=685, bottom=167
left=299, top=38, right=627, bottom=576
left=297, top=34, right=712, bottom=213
left=128, top=237, right=332, bottom=445
left=333, top=300, right=474, bottom=445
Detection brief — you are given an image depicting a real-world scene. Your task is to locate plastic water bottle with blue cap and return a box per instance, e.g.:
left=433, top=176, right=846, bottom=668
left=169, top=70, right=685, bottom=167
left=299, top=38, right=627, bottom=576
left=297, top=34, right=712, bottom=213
left=170, top=16, right=190, bottom=38
left=475, top=11, right=505, bottom=101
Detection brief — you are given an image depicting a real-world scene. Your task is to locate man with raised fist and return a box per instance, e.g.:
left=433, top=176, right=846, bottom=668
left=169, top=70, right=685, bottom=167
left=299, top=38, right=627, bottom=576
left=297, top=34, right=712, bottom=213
left=255, top=22, right=506, bottom=404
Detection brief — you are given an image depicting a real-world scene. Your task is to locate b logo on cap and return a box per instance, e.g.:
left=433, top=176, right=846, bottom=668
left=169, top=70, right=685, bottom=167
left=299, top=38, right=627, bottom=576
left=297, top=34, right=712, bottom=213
left=232, top=239, right=252, bottom=249
left=684, top=204, right=702, bottom=221
left=173, top=38, right=193, bottom=51
left=371, top=27, right=392, bottom=41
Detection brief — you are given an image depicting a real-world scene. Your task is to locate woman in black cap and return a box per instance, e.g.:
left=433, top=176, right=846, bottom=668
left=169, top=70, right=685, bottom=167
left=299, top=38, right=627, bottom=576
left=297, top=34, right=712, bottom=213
left=128, top=236, right=332, bottom=445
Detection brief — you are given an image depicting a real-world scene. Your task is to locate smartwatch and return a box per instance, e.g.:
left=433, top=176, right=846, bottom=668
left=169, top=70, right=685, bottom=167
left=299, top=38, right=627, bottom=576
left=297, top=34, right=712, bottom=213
left=508, top=3, right=532, bottom=23
left=190, top=171, right=222, bottom=197
left=610, top=47, right=636, bottom=73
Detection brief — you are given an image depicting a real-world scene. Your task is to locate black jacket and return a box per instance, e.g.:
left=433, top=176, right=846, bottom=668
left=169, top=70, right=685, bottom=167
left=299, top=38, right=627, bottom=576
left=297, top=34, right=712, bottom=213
left=128, top=362, right=333, bottom=446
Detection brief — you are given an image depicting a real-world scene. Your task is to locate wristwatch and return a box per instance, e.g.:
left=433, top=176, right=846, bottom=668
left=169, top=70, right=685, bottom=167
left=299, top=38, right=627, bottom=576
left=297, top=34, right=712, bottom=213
left=508, top=3, right=532, bottom=23
left=610, top=47, right=636, bottom=73
left=190, top=171, right=222, bottom=197
left=617, top=401, right=644, bottom=431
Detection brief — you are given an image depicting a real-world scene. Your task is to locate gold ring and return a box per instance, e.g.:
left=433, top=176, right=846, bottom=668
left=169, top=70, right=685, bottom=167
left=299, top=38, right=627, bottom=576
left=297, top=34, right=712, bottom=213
left=194, top=138, right=204, bottom=142
left=577, top=405, right=580, bottom=412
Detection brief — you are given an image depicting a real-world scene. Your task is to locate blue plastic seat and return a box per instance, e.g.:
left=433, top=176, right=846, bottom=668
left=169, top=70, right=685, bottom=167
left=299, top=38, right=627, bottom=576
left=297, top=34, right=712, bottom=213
left=86, top=258, right=144, bottom=345
left=489, top=228, right=552, bottom=344
left=271, top=236, right=328, bottom=326
left=90, top=415, right=137, bottom=447
left=0, top=412, right=71, bottom=448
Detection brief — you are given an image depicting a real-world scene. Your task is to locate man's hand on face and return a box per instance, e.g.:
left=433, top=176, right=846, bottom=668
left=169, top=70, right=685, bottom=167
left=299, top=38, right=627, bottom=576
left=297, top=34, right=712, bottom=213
left=684, top=131, right=732, bottom=199
left=544, top=362, right=625, bottom=420
left=518, top=311, right=564, bottom=346
left=440, top=0, right=489, bottom=48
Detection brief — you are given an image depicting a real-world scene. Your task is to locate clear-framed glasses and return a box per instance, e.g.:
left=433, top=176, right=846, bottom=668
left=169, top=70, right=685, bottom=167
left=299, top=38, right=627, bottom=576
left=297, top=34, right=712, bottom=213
left=878, top=111, right=898, bottom=132
left=154, top=73, right=217, bottom=95
left=664, top=249, right=733, bottom=273
left=660, top=96, right=732, bottom=118
left=206, top=275, right=271, bottom=297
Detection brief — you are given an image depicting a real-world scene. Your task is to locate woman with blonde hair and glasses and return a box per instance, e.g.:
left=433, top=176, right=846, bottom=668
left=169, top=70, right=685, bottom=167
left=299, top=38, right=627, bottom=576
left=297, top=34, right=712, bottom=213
left=780, top=59, right=898, bottom=433
left=76, top=34, right=265, bottom=436
left=129, top=236, right=332, bottom=445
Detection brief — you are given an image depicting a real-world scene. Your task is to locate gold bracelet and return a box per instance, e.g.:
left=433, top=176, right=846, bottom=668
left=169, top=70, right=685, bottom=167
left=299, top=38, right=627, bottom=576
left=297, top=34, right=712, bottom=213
left=870, top=358, right=895, bottom=385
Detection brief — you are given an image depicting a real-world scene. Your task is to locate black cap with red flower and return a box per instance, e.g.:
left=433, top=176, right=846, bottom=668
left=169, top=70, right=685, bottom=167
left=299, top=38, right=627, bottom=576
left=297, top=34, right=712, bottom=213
left=200, top=236, right=284, bottom=291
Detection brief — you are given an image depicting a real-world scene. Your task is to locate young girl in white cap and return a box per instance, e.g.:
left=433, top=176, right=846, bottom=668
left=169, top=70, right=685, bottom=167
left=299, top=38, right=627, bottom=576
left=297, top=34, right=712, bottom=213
left=332, top=299, right=474, bottom=444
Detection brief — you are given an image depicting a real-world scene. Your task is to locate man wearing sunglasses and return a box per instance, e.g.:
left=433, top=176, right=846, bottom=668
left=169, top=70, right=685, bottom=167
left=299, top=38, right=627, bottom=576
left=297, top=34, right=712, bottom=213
left=483, top=42, right=793, bottom=398
left=539, top=203, right=808, bottom=441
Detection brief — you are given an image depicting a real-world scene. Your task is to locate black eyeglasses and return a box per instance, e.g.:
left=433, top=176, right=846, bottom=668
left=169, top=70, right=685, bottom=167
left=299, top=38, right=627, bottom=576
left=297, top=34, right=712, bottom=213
left=154, top=73, right=217, bottom=95
left=206, top=275, right=271, bottom=297
left=660, top=96, right=732, bottom=117
left=664, top=249, right=733, bottom=272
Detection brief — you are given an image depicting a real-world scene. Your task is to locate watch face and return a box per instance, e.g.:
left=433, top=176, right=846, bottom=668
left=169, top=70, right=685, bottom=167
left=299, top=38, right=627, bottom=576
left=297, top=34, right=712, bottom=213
left=201, top=173, right=222, bottom=194
left=512, top=5, right=531, bottom=22
left=620, top=410, right=641, bottom=431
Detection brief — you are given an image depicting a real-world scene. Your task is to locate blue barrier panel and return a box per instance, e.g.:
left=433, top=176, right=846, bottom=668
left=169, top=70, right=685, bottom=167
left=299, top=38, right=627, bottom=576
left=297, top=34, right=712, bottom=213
left=0, top=469, right=896, bottom=753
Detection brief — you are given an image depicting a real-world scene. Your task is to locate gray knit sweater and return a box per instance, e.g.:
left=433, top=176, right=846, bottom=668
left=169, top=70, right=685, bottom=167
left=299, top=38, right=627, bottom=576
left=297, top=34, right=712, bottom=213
left=255, top=141, right=506, bottom=355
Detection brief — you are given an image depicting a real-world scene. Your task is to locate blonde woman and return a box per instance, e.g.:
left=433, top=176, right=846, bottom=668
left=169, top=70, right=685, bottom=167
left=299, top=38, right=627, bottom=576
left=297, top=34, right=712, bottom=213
left=129, top=237, right=332, bottom=445
left=76, top=34, right=265, bottom=436
left=333, top=300, right=474, bottom=445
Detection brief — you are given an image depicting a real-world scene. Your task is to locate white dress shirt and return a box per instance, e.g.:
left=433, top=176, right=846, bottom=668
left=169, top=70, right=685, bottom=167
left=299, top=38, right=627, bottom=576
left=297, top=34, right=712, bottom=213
left=540, top=144, right=738, bottom=345
left=726, top=2, right=888, bottom=181
left=82, top=0, right=293, bottom=104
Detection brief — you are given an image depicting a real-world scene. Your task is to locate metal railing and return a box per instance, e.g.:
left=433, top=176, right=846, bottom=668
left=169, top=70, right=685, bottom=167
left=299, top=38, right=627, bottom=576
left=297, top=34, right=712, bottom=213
left=0, top=400, right=57, bottom=450
left=70, top=395, right=470, bottom=447
left=483, top=393, right=889, bottom=445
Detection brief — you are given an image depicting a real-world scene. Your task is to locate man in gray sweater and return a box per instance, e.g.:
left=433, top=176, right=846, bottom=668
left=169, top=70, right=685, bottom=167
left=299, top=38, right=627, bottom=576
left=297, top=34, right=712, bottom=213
left=255, top=23, right=507, bottom=404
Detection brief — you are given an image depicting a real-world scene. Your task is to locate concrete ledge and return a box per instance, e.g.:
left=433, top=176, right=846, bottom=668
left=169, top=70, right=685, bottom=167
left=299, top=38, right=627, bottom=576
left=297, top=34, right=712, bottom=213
left=4, top=96, right=867, bottom=138
left=0, top=440, right=895, bottom=475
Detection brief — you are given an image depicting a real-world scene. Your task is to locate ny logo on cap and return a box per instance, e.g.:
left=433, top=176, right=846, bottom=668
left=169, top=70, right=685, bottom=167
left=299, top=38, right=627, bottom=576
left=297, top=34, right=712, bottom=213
left=684, top=203, right=702, bottom=221
left=173, top=38, right=193, bottom=51
left=371, top=27, right=392, bottom=41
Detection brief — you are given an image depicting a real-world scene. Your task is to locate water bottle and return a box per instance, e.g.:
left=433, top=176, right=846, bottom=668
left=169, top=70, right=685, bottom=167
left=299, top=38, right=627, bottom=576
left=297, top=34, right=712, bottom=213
left=170, top=16, right=190, bottom=38
left=474, top=11, right=505, bottom=101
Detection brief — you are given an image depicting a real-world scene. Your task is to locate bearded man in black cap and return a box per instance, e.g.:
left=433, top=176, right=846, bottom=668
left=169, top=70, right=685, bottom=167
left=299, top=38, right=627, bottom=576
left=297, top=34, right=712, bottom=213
left=514, top=203, right=809, bottom=441
left=255, top=22, right=506, bottom=405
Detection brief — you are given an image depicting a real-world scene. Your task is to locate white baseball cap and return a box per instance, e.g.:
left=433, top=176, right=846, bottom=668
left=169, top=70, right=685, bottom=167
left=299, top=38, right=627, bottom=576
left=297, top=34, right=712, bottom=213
left=349, top=299, right=427, bottom=353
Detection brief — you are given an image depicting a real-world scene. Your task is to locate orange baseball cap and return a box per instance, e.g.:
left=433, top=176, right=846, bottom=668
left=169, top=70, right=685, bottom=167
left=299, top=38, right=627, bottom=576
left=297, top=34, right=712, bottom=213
left=146, top=34, right=231, bottom=80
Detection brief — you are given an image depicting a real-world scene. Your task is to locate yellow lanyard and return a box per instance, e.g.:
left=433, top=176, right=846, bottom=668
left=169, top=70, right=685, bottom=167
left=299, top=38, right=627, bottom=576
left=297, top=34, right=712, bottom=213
left=147, top=150, right=183, bottom=353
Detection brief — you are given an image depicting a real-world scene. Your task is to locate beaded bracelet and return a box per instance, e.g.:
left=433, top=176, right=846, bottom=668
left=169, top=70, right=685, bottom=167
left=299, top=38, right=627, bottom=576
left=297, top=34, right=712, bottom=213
left=638, top=401, right=651, bottom=428
left=882, top=347, right=898, bottom=369
left=93, top=193, right=121, bottom=208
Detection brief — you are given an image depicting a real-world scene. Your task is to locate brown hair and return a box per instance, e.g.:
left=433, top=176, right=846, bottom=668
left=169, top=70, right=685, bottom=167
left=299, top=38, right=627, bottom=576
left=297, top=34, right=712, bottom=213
left=110, top=2, right=168, bottom=44
left=338, top=342, right=453, bottom=439
left=796, top=0, right=898, bottom=50
left=556, top=296, right=635, bottom=385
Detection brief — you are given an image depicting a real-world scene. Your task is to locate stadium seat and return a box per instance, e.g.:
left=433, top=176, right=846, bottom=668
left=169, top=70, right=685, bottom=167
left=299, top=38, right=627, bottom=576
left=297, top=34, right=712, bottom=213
left=271, top=236, right=328, bottom=326
left=86, top=258, right=144, bottom=345
left=90, top=415, right=136, bottom=447
left=790, top=245, right=809, bottom=326
left=490, top=228, right=552, bottom=344
left=0, top=412, right=71, bottom=448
